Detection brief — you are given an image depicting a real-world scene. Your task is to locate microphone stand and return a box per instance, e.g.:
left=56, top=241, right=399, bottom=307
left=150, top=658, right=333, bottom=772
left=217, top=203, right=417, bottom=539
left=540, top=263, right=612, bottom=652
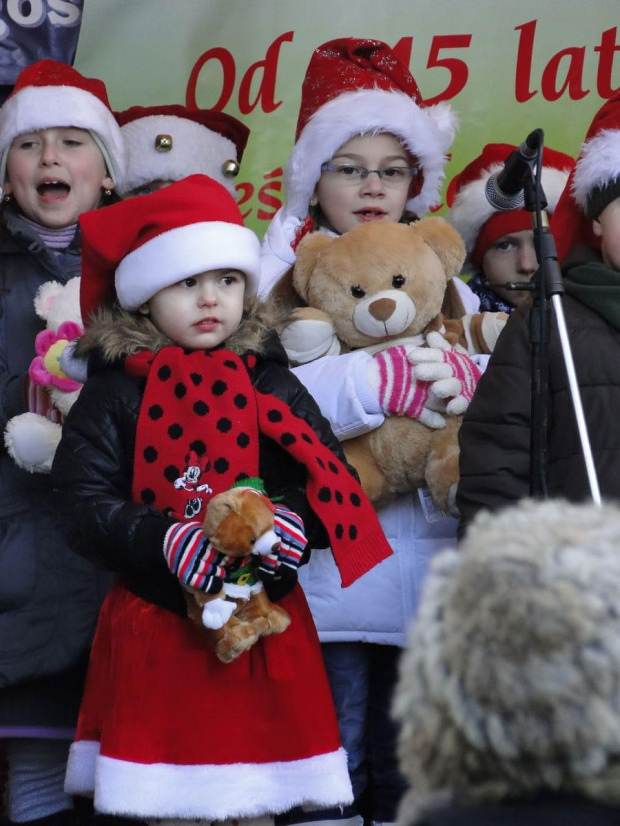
left=506, top=135, right=601, bottom=504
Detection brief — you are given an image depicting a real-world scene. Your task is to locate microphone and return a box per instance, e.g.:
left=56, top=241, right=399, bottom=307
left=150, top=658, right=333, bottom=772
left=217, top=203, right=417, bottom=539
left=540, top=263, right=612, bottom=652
left=485, top=129, right=543, bottom=211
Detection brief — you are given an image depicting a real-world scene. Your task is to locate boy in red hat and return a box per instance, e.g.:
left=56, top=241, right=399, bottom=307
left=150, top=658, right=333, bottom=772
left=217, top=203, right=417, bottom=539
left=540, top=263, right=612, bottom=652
left=114, top=103, right=249, bottom=198
left=52, top=174, right=393, bottom=825
left=0, top=59, right=125, bottom=826
left=256, top=38, right=484, bottom=826
left=457, top=93, right=620, bottom=532
left=448, top=143, right=574, bottom=312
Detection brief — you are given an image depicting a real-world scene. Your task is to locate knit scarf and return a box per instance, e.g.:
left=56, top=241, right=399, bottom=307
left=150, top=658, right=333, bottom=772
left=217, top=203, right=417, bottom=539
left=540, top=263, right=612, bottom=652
left=468, top=273, right=516, bottom=314
left=129, top=346, right=392, bottom=587
left=563, top=261, right=620, bottom=332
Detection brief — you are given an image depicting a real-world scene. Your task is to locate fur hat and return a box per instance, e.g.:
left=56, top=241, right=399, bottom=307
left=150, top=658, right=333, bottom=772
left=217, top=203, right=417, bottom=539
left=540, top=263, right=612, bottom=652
left=282, top=37, right=458, bottom=221
left=0, top=59, right=125, bottom=190
left=552, top=90, right=620, bottom=263
left=79, top=174, right=260, bottom=322
left=393, top=498, right=620, bottom=823
left=114, top=104, right=249, bottom=197
left=447, top=143, right=574, bottom=268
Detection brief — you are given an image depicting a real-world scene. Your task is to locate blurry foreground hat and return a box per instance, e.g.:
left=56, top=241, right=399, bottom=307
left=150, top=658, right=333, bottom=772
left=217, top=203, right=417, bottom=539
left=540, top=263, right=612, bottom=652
left=80, top=174, right=260, bottom=322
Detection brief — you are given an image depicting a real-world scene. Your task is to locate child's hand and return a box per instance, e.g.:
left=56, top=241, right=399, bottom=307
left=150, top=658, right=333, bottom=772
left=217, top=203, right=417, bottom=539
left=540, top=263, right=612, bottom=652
left=367, top=345, right=446, bottom=429
left=163, top=521, right=226, bottom=593
left=407, top=332, right=482, bottom=415
left=201, top=597, right=236, bottom=629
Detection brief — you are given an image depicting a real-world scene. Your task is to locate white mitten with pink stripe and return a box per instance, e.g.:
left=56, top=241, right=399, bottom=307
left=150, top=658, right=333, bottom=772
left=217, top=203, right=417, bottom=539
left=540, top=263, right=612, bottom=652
left=408, top=331, right=482, bottom=415
left=367, top=345, right=446, bottom=429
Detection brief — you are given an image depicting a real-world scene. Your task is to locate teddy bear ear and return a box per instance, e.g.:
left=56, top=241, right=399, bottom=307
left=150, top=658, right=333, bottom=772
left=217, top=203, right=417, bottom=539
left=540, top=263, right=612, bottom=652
left=293, top=233, right=334, bottom=301
left=33, top=280, right=64, bottom=321
left=412, top=217, right=467, bottom=280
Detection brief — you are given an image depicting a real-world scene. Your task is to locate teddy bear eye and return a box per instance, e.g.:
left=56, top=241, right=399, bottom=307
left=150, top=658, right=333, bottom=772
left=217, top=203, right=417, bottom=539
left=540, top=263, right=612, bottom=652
left=250, top=537, right=256, bottom=545
left=351, top=285, right=366, bottom=298
left=392, top=275, right=405, bottom=288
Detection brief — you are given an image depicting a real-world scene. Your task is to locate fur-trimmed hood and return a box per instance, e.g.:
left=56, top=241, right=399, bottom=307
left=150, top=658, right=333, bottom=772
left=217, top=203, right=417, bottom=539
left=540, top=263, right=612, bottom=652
left=75, top=298, right=284, bottom=367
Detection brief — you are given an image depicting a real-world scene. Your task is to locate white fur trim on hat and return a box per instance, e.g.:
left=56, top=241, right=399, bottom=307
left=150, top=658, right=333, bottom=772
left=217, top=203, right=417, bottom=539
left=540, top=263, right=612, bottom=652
left=283, top=88, right=458, bottom=220
left=0, top=85, right=126, bottom=188
left=449, top=163, right=571, bottom=253
left=116, top=221, right=261, bottom=309
left=118, top=115, right=238, bottom=197
left=572, top=128, right=620, bottom=211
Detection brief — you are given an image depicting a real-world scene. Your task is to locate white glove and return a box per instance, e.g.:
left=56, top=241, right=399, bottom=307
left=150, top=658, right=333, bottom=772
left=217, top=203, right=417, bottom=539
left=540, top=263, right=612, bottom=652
left=201, top=597, right=236, bottom=630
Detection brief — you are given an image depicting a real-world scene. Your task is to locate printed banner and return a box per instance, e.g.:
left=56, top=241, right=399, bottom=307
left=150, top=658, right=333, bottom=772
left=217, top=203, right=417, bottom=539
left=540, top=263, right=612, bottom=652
left=72, top=0, right=620, bottom=236
left=0, top=0, right=83, bottom=84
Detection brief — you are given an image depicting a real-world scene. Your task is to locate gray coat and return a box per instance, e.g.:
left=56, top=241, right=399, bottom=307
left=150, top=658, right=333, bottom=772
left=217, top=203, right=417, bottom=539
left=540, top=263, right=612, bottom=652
left=0, top=205, right=110, bottom=732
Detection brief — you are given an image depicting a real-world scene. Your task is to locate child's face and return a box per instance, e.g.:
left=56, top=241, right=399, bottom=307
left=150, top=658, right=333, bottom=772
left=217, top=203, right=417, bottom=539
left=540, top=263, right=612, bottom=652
left=482, top=229, right=537, bottom=309
left=142, top=269, right=246, bottom=351
left=4, top=127, right=113, bottom=228
left=593, top=197, right=620, bottom=271
left=313, top=133, right=414, bottom=236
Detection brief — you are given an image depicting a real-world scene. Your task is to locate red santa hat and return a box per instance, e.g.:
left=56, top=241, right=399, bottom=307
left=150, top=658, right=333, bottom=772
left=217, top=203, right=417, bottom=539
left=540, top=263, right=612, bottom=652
left=114, top=104, right=249, bottom=197
left=552, top=90, right=620, bottom=263
left=79, top=174, right=261, bottom=322
left=0, top=59, right=125, bottom=190
left=447, top=143, right=574, bottom=268
left=283, top=37, right=458, bottom=221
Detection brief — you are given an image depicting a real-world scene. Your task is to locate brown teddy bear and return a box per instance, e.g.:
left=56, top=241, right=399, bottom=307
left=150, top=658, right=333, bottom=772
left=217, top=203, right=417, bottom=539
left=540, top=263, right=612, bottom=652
left=183, top=485, right=292, bottom=663
left=277, top=218, right=505, bottom=510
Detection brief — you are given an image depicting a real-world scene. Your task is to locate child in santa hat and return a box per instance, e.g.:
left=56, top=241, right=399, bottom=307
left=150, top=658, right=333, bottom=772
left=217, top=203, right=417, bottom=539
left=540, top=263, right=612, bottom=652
left=257, top=37, right=481, bottom=826
left=0, top=58, right=125, bottom=826
left=447, top=143, right=575, bottom=313
left=52, top=174, right=393, bottom=826
left=457, top=93, right=620, bottom=533
left=114, top=103, right=249, bottom=198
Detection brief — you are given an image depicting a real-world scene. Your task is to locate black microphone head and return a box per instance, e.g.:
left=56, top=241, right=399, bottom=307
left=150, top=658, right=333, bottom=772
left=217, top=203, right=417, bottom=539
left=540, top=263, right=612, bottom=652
left=485, top=174, right=526, bottom=211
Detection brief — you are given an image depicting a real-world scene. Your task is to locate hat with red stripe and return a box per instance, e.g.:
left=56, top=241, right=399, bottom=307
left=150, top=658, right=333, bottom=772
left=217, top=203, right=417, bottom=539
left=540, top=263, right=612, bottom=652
left=0, top=59, right=125, bottom=190
left=115, top=104, right=249, bottom=197
left=283, top=37, right=458, bottom=221
left=552, top=90, right=620, bottom=263
left=447, top=143, right=574, bottom=268
left=79, top=174, right=260, bottom=323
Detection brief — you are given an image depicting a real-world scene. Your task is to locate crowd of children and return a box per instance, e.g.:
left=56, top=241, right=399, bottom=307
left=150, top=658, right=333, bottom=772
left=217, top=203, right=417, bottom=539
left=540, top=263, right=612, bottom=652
left=0, top=29, right=618, bottom=826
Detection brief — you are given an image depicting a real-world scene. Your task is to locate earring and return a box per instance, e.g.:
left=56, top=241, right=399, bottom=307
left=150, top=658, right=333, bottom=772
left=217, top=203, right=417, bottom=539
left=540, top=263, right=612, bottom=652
left=3, top=193, right=11, bottom=203
left=103, top=189, right=112, bottom=198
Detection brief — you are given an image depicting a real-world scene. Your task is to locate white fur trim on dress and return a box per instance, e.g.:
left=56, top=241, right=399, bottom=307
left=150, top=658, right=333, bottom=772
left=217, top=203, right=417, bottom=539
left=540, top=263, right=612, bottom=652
left=65, top=741, right=352, bottom=819
left=116, top=221, right=261, bottom=308
left=283, top=89, right=458, bottom=220
left=0, top=85, right=126, bottom=188
left=118, top=115, right=238, bottom=196
left=572, top=129, right=620, bottom=210
left=449, top=163, right=571, bottom=253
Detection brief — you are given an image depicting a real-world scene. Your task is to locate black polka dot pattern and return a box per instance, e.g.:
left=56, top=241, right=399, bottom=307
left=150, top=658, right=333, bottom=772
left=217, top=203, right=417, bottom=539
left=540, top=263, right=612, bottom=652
left=133, top=349, right=260, bottom=521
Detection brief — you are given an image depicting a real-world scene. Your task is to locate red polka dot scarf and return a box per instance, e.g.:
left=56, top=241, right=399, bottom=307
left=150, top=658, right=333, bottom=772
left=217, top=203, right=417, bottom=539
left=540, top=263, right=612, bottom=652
left=129, top=347, right=392, bottom=587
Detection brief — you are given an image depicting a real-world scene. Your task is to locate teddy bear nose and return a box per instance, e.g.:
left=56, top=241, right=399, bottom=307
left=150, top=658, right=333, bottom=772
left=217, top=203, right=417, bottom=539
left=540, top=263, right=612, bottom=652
left=368, top=297, right=396, bottom=322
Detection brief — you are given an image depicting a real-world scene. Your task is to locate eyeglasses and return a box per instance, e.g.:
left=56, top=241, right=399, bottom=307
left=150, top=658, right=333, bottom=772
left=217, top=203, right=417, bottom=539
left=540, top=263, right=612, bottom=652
left=320, top=163, right=421, bottom=187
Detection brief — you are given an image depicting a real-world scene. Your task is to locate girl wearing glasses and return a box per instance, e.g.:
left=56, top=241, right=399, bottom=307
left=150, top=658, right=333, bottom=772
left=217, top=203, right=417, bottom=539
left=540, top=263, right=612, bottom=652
left=259, top=38, right=481, bottom=826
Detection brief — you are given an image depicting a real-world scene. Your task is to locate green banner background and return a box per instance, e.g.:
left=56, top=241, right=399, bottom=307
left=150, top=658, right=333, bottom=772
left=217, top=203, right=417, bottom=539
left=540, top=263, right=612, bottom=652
left=75, top=1, right=620, bottom=235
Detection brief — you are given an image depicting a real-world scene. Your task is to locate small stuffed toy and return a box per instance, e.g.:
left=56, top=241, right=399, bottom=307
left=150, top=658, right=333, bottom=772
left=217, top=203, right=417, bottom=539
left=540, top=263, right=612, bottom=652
left=4, top=278, right=83, bottom=473
left=280, top=219, right=505, bottom=510
left=183, top=481, right=297, bottom=664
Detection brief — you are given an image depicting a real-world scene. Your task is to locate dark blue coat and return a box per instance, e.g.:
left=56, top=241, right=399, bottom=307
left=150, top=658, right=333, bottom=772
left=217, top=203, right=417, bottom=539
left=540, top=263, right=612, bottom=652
left=0, top=206, right=110, bottom=732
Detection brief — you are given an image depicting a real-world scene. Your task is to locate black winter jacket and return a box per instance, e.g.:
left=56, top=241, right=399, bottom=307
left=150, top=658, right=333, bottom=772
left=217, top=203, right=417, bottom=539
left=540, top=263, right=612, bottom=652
left=0, top=206, right=110, bottom=730
left=457, top=251, right=620, bottom=537
left=52, top=306, right=351, bottom=616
